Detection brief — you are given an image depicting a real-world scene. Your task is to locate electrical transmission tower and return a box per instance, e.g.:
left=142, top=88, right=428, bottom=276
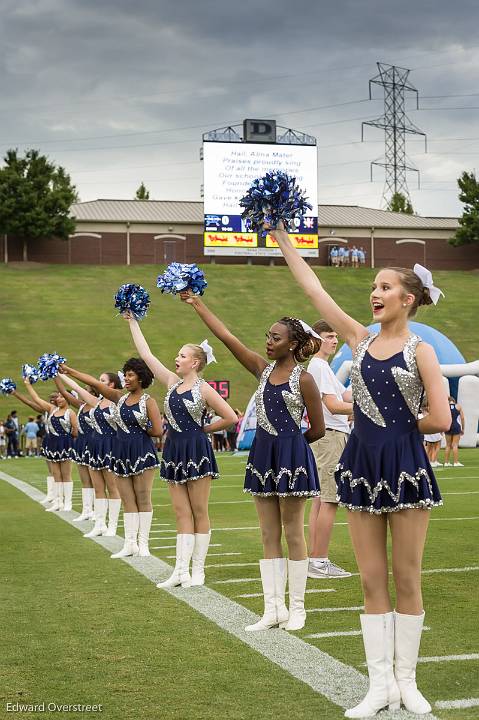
left=362, top=63, right=427, bottom=205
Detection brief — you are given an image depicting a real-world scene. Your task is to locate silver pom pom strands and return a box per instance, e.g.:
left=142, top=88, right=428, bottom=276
left=22, top=363, right=40, bottom=384
left=239, top=171, right=313, bottom=237
left=37, top=353, right=67, bottom=381
left=157, top=263, right=207, bottom=296
left=0, top=378, right=16, bottom=395
left=114, top=283, right=150, bottom=320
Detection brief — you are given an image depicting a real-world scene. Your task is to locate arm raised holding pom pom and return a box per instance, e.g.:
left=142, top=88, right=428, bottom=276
left=59, top=365, right=124, bottom=403
left=55, top=373, right=98, bottom=410
left=124, top=311, right=179, bottom=388
left=24, top=377, right=56, bottom=413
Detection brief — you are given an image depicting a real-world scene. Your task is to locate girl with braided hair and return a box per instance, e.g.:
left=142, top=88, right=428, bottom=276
left=181, top=291, right=325, bottom=631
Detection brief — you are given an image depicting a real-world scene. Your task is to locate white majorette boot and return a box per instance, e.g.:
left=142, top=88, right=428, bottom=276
left=282, top=558, right=309, bottom=631
left=84, top=498, right=108, bottom=537
left=345, top=612, right=400, bottom=718
left=138, top=511, right=153, bottom=557
left=73, top=488, right=95, bottom=522
left=62, top=481, right=74, bottom=512
left=156, top=534, right=195, bottom=588
left=111, top=513, right=139, bottom=558
left=46, top=482, right=64, bottom=512
left=394, top=611, right=432, bottom=714
left=245, top=558, right=289, bottom=631
left=40, top=476, right=55, bottom=505
left=104, top=498, right=122, bottom=536
left=190, top=531, right=211, bottom=586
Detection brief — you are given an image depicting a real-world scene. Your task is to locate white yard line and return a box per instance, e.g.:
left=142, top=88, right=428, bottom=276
left=205, top=562, right=258, bottom=569
left=441, top=491, right=479, bottom=495
left=307, top=606, right=364, bottom=613
left=419, top=654, right=479, bottom=663
left=155, top=544, right=222, bottom=551
left=237, top=589, right=337, bottom=598
left=435, top=698, right=479, bottom=709
left=306, top=631, right=363, bottom=639
left=1, top=470, right=440, bottom=719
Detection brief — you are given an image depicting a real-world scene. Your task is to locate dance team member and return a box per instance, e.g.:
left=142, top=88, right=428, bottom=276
left=273, top=223, right=450, bottom=716
left=57, top=367, right=122, bottom=538
left=61, top=360, right=162, bottom=558
left=54, top=374, right=96, bottom=522
left=181, top=292, right=324, bottom=630
left=25, top=379, right=78, bottom=513
left=444, top=396, right=465, bottom=467
left=307, top=320, right=353, bottom=579
left=126, top=311, right=237, bottom=587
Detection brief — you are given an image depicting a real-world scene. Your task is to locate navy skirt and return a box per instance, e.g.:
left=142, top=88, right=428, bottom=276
left=160, top=429, right=219, bottom=483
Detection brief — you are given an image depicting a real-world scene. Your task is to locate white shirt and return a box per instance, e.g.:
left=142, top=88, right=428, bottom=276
left=307, top=357, right=350, bottom=434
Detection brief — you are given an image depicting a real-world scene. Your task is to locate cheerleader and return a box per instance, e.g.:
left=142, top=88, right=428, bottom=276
left=443, top=396, right=465, bottom=467
left=24, top=379, right=78, bottom=512
left=60, top=361, right=162, bottom=558
left=125, top=312, right=237, bottom=587
left=10, top=385, right=56, bottom=505
left=272, top=222, right=450, bottom=716
left=181, top=293, right=324, bottom=628
left=54, top=375, right=96, bottom=522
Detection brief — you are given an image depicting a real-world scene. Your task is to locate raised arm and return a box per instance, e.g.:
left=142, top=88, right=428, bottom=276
left=201, top=383, right=238, bottom=433
left=180, top=292, right=267, bottom=378
left=54, top=376, right=82, bottom=409
left=11, top=388, right=44, bottom=414
left=60, top=365, right=123, bottom=403
left=57, top=373, right=98, bottom=407
left=23, top=378, right=54, bottom=413
left=125, top=312, right=178, bottom=388
left=416, top=343, right=451, bottom=434
left=271, top=225, right=368, bottom=350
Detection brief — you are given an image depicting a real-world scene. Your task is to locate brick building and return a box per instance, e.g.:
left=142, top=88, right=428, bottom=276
left=3, top=199, right=477, bottom=269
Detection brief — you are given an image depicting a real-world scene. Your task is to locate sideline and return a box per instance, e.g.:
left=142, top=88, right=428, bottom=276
left=1, top=470, right=437, bottom=720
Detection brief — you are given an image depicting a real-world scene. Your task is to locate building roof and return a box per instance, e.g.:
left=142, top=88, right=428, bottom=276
left=71, top=199, right=459, bottom=230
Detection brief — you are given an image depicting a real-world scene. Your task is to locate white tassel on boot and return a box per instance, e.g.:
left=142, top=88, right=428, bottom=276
left=73, top=488, right=95, bottom=522
left=46, top=482, right=64, bottom=512
left=345, top=612, right=400, bottom=718
left=84, top=498, right=108, bottom=537
left=62, top=481, right=73, bottom=512
left=111, top=513, right=139, bottom=558
left=40, top=476, right=55, bottom=505
left=104, top=498, right=122, bottom=536
left=394, top=611, right=431, bottom=714
left=156, top=534, right=194, bottom=588
left=245, top=558, right=289, bottom=631
left=138, top=511, right=153, bottom=557
left=282, top=558, right=308, bottom=631
left=190, top=531, right=211, bottom=586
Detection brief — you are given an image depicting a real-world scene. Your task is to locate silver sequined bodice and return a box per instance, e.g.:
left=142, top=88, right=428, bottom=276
left=255, top=363, right=305, bottom=437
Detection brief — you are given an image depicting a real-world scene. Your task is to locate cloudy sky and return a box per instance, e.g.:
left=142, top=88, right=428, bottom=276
left=2, top=0, right=478, bottom=217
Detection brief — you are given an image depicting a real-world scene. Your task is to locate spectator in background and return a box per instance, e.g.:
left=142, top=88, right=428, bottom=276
left=23, top=416, right=40, bottom=456
left=343, top=246, right=350, bottom=267
left=337, top=245, right=345, bottom=267
left=5, top=413, right=19, bottom=457
left=226, top=420, right=238, bottom=452
left=330, top=246, right=338, bottom=267
left=0, top=420, right=6, bottom=459
left=351, top=246, right=359, bottom=268
left=36, top=414, right=46, bottom=446
left=359, top=246, right=366, bottom=265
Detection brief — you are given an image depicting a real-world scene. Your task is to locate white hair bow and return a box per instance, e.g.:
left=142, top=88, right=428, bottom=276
left=298, top=320, right=321, bottom=339
left=117, top=370, right=126, bottom=388
left=200, top=339, right=217, bottom=365
left=413, top=264, right=445, bottom=305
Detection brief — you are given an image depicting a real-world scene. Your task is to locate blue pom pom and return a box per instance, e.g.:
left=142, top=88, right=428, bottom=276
left=239, top=171, right=313, bottom=237
left=114, top=283, right=150, bottom=320
left=0, top=378, right=16, bottom=395
left=37, top=353, right=67, bottom=381
left=157, top=263, right=208, bottom=296
left=22, top=363, right=40, bottom=384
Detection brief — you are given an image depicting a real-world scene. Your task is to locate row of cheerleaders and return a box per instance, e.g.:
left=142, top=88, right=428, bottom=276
left=8, top=246, right=448, bottom=720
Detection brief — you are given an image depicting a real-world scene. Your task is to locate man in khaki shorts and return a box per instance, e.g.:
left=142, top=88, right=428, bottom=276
left=23, top=416, right=39, bottom=457
left=307, top=320, right=353, bottom=579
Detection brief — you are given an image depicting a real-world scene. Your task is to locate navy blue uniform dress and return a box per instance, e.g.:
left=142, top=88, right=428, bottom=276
left=87, top=399, right=118, bottom=471
left=111, top=393, right=159, bottom=477
left=161, top=379, right=219, bottom=483
left=40, top=411, right=53, bottom=460
left=336, top=333, right=442, bottom=513
left=445, top=402, right=461, bottom=436
left=41, top=410, right=74, bottom=462
left=70, top=403, right=93, bottom=466
left=244, top=363, right=320, bottom=497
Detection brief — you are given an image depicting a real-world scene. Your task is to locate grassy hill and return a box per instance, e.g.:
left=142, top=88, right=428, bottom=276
left=1, top=263, right=478, bottom=417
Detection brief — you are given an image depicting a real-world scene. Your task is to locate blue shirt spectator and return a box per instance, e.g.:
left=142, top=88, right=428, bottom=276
left=24, top=421, right=40, bottom=439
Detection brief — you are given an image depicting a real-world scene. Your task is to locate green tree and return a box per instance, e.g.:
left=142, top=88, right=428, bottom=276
left=0, top=149, right=78, bottom=261
left=449, top=171, right=479, bottom=246
left=135, top=182, right=150, bottom=200
left=387, top=191, right=414, bottom=214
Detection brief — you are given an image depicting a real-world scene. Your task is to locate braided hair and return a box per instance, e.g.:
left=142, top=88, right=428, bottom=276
left=278, top=317, right=322, bottom=363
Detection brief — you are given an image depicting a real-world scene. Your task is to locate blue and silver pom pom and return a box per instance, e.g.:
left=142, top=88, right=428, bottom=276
left=114, top=283, right=150, bottom=320
left=22, top=363, right=40, bottom=384
left=157, top=263, right=207, bottom=296
left=37, top=353, right=67, bottom=381
left=0, top=378, right=16, bottom=395
left=239, top=171, right=313, bottom=237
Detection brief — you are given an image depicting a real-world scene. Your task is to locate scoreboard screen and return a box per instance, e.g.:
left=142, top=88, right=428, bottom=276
left=207, top=380, right=230, bottom=399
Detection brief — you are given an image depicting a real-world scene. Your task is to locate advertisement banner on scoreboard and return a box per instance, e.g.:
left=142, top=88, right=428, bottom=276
left=203, top=141, right=318, bottom=256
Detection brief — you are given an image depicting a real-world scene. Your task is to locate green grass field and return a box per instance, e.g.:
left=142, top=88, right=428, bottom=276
left=1, top=263, right=478, bottom=416
left=1, top=450, right=478, bottom=720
